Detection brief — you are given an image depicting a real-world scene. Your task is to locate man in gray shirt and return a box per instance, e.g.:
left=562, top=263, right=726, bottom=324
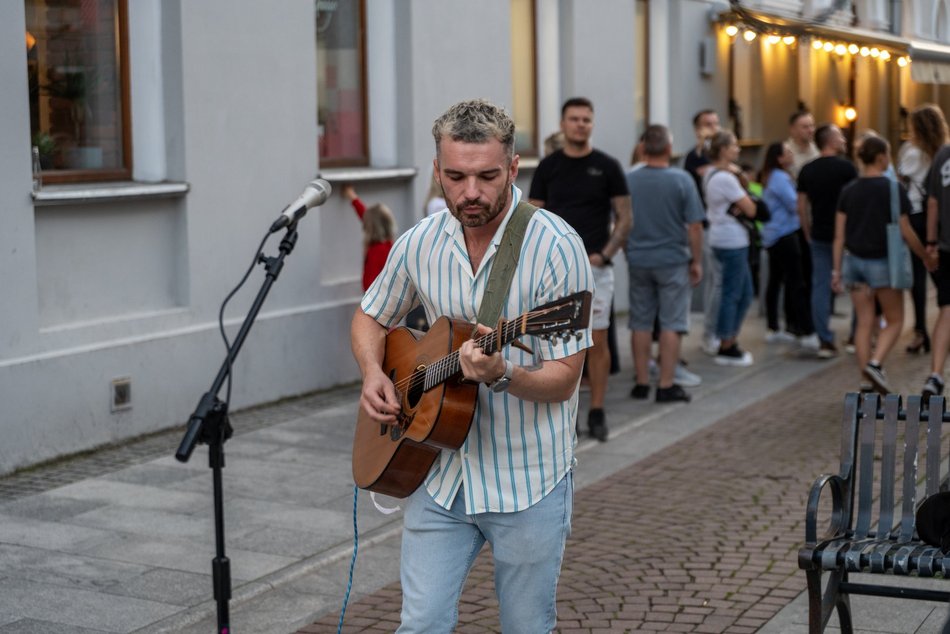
left=625, top=124, right=705, bottom=402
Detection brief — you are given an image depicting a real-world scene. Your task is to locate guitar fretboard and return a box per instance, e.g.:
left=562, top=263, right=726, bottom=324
left=422, top=317, right=525, bottom=391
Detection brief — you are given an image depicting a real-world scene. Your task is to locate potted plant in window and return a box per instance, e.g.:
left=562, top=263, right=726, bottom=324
left=32, top=131, right=56, bottom=169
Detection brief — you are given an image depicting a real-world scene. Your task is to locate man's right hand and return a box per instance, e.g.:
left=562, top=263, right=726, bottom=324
left=360, top=368, right=401, bottom=424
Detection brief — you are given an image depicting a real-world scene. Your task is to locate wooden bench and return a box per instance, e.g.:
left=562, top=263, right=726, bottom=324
left=798, top=392, right=950, bottom=633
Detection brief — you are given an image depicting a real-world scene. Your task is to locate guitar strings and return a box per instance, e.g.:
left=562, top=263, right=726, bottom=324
left=388, top=311, right=535, bottom=394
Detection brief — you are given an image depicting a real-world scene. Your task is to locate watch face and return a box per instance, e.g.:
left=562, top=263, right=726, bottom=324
left=491, top=378, right=511, bottom=393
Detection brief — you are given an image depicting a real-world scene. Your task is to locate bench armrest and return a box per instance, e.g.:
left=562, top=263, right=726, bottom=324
left=805, top=473, right=848, bottom=545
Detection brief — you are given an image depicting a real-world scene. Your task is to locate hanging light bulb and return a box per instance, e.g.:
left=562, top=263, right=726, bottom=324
left=743, top=29, right=757, bottom=42
left=823, top=41, right=835, bottom=52
left=767, top=35, right=781, bottom=45
left=783, top=35, right=796, bottom=45
left=860, top=46, right=870, bottom=57
left=870, top=47, right=880, bottom=57
left=813, top=39, right=824, bottom=50
left=835, top=43, right=847, bottom=55
left=725, top=24, right=739, bottom=37
left=848, top=43, right=859, bottom=55
left=844, top=106, right=858, bottom=122
left=897, top=56, right=910, bottom=67
left=880, top=50, right=891, bottom=61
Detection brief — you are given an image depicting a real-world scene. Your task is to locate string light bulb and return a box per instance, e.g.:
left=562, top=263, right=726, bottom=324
left=880, top=50, right=891, bottom=61
left=835, top=43, right=847, bottom=55
left=848, top=44, right=859, bottom=55
left=870, top=47, right=880, bottom=57
left=860, top=46, right=870, bottom=57
left=767, top=34, right=781, bottom=45
left=897, top=56, right=909, bottom=67
left=813, top=39, right=824, bottom=50
left=783, top=35, right=796, bottom=45
left=743, top=29, right=757, bottom=42
left=725, top=24, right=739, bottom=37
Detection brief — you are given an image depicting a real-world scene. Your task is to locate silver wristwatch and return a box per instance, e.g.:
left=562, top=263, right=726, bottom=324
left=489, top=359, right=514, bottom=393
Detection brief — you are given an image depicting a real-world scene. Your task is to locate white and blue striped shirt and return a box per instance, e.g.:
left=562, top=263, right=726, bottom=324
left=360, top=186, right=594, bottom=514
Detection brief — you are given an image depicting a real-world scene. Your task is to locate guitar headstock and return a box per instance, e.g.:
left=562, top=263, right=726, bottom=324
left=522, top=291, right=592, bottom=343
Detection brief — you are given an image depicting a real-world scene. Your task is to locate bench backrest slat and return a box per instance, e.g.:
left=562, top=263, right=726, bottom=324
left=855, top=393, right=880, bottom=539
left=899, top=396, right=922, bottom=542
left=926, top=397, right=944, bottom=498
left=877, top=396, right=900, bottom=539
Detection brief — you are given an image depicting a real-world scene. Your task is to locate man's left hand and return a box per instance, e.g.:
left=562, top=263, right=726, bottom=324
left=459, top=323, right=505, bottom=383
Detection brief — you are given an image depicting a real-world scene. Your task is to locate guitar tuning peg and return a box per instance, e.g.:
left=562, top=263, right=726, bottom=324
left=574, top=331, right=583, bottom=341
left=561, top=334, right=571, bottom=344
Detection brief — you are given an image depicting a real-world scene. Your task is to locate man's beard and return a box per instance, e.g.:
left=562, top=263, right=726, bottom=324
left=447, top=178, right=511, bottom=228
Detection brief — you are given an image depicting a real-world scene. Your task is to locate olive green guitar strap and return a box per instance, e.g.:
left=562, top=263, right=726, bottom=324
left=476, top=200, right=538, bottom=326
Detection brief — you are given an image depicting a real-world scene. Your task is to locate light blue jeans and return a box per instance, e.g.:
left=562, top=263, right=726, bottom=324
left=810, top=240, right=834, bottom=343
left=397, top=473, right=574, bottom=633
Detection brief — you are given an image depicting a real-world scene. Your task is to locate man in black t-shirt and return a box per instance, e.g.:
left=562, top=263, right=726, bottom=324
left=797, top=124, right=857, bottom=357
left=683, top=109, right=720, bottom=204
left=529, top=97, right=632, bottom=442
left=683, top=109, right=722, bottom=354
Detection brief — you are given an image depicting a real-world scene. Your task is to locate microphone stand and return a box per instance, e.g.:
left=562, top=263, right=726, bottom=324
left=175, top=223, right=300, bottom=633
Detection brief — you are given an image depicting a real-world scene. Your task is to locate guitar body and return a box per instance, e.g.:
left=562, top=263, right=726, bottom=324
left=352, top=316, right=479, bottom=498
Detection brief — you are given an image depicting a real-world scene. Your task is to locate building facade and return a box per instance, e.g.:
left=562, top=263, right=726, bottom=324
left=2, top=0, right=949, bottom=475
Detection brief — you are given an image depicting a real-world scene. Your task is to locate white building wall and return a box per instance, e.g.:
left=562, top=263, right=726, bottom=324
left=6, top=0, right=945, bottom=474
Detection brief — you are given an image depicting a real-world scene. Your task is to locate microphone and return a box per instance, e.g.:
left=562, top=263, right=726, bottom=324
left=270, top=179, right=332, bottom=232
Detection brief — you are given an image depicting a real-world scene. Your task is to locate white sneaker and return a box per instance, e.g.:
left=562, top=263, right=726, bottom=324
left=649, top=360, right=702, bottom=387
left=765, top=330, right=795, bottom=343
left=702, top=336, right=721, bottom=356
left=798, top=334, right=820, bottom=350
left=674, top=364, right=702, bottom=387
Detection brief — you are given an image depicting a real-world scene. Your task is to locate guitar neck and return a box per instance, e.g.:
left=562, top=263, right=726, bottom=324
left=424, top=317, right=525, bottom=391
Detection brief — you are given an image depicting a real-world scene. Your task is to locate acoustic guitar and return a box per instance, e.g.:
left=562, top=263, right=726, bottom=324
left=352, top=291, right=592, bottom=498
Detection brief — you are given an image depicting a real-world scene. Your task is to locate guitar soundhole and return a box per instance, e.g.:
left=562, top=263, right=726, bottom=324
left=406, top=365, right=425, bottom=409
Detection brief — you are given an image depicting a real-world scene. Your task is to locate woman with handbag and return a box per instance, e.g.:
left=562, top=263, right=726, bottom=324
left=832, top=135, right=930, bottom=393
left=704, top=130, right=757, bottom=366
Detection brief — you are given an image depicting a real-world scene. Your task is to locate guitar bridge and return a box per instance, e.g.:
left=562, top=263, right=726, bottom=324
left=382, top=409, right=414, bottom=441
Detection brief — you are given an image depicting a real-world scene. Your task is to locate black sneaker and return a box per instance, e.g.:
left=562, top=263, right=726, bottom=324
left=587, top=408, right=608, bottom=442
left=817, top=340, right=837, bottom=359
left=630, top=383, right=650, bottom=399
left=863, top=362, right=891, bottom=395
left=923, top=374, right=945, bottom=405
left=714, top=344, right=753, bottom=367
left=656, top=384, right=691, bottom=403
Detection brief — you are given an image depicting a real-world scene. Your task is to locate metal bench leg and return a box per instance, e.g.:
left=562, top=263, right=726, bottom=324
left=835, top=573, right=853, bottom=634
left=806, top=568, right=852, bottom=634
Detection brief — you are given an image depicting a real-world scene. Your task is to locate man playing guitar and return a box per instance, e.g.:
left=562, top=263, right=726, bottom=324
left=350, top=98, right=593, bottom=632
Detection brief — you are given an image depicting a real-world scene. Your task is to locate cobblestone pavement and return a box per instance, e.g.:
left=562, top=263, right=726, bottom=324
left=301, top=346, right=934, bottom=633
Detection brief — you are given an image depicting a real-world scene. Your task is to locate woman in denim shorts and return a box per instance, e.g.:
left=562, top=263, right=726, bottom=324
left=832, top=135, right=931, bottom=393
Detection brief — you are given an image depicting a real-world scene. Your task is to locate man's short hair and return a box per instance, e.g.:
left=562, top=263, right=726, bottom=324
left=561, top=97, right=593, bottom=118
left=692, top=109, right=716, bottom=129
left=432, top=99, right=515, bottom=160
left=814, top=124, right=837, bottom=150
left=642, top=124, right=672, bottom=157
left=789, top=110, right=812, bottom=126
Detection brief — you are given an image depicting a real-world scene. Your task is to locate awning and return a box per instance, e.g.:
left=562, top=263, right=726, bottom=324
left=909, top=40, right=950, bottom=84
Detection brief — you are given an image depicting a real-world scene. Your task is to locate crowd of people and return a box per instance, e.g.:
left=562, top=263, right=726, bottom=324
left=347, top=98, right=950, bottom=446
